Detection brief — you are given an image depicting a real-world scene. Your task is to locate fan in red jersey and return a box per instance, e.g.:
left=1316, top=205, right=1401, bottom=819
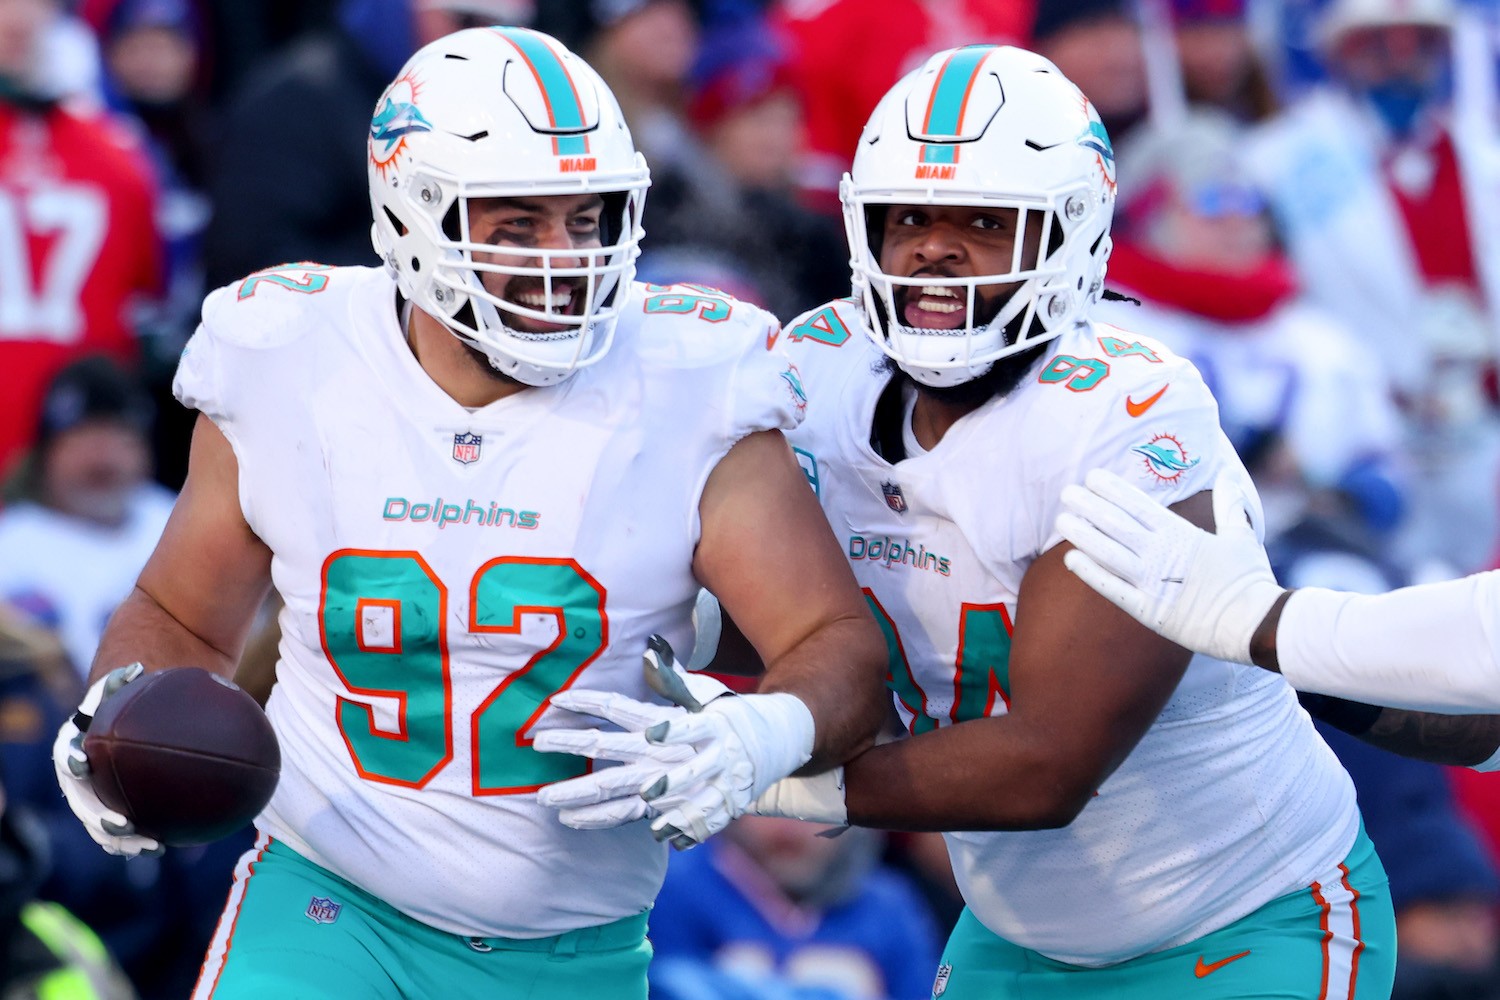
left=0, top=0, right=163, bottom=483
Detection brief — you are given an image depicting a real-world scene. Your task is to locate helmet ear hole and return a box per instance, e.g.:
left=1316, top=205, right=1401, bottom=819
left=600, top=191, right=630, bottom=246
left=863, top=206, right=888, bottom=256
left=1046, top=223, right=1065, bottom=258
left=382, top=205, right=406, bottom=237
left=441, top=204, right=463, bottom=242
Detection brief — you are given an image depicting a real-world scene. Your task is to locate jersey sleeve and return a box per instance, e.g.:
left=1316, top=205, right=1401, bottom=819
left=171, top=266, right=336, bottom=533
left=629, top=286, right=807, bottom=542
left=173, top=269, right=327, bottom=422
left=693, top=304, right=806, bottom=541
left=171, top=286, right=233, bottom=423
left=776, top=297, right=870, bottom=411
left=718, top=311, right=805, bottom=444
left=632, top=285, right=804, bottom=442
left=1032, top=338, right=1257, bottom=555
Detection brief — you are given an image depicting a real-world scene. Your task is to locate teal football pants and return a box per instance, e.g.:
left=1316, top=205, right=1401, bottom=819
left=192, top=836, right=652, bottom=999
left=930, top=823, right=1394, bottom=1000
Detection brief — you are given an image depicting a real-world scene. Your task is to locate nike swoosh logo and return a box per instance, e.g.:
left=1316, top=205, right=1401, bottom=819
left=766, top=324, right=781, bottom=350
left=1194, top=950, right=1250, bottom=978
left=1125, top=384, right=1169, bottom=417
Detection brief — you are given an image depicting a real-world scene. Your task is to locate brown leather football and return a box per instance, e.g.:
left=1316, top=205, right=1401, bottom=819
left=82, top=667, right=280, bottom=845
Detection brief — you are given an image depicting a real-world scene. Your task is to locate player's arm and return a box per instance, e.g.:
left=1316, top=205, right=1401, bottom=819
left=90, top=414, right=273, bottom=684
left=693, top=428, right=889, bottom=770
left=536, top=429, right=889, bottom=845
left=60, top=413, right=272, bottom=857
left=1270, top=575, right=1500, bottom=768
left=1059, top=469, right=1500, bottom=714
left=1268, top=572, right=1500, bottom=712
left=836, top=491, right=1212, bottom=832
left=1296, top=692, right=1500, bottom=766
left=693, top=601, right=766, bottom=677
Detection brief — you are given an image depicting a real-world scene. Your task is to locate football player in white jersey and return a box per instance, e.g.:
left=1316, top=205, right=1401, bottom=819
left=542, top=46, right=1399, bottom=999
left=47, top=28, right=888, bottom=1000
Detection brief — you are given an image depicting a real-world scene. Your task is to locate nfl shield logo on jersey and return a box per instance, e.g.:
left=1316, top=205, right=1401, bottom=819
left=881, top=480, right=908, bottom=514
left=305, top=896, right=342, bottom=924
left=452, top=432, right=482, bottom=465
left=931, top=962, right=952, bottom=998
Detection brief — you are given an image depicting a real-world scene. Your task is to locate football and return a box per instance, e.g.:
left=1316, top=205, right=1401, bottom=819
left=82, top=667, right=280, bottom=846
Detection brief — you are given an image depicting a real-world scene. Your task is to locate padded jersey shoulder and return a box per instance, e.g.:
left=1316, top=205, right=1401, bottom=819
left=195, top=263, right=381, bottom=351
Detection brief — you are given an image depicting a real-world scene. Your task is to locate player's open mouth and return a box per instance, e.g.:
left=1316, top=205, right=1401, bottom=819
left=899, top=284, right=968, bottom=330
left=505, top=283, right=582, bottom=333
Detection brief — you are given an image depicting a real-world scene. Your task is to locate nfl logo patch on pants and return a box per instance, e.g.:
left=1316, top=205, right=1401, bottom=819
left=931, top=962, right=952, bottom=997
left=305, top=896, right=341, bottom=924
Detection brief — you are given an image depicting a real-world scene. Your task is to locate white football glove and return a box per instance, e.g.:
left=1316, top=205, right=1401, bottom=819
left=747, top=766, right=848, bottom=827
left=534, top=635, right=731, bottom=831
left=53, top=664, right=163, bottom=857
left=537, top=634, right=816, bottom=850
left=534, top=690, right=704, bottom=829
left=1055, top=468, right=1285, bottom=665
left=635, top=690, right=815, bottom=849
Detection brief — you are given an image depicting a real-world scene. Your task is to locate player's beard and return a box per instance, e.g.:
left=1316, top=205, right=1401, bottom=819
left=445, top=301, right=530, bottom=390
left=880, top=284, right=1050, bottom=407
left=464, top=337, right=528, bottom=389
left=880, top=340, right=1049, bottom=408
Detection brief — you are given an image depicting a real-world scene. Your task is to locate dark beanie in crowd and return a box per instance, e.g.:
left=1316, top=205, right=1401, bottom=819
left=36, top=357, right=154, bottom=451
left=589, top=0, right=704, bottom=31
left=591, top=0, right=654, bottom=26
left=688, top=15, right=794, bottom=130
left=104, top=0, right=202, bottom=40
left=1031, top=0, right=1132, bottom=41
left=1170, top=0, right=1247, bottom=22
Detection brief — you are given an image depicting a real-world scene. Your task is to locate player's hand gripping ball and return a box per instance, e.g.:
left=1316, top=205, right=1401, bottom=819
left=79, top=666, right=280, bottom=846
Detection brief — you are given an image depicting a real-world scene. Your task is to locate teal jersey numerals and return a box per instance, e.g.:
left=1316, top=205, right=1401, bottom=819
left=642, top=283, right=733, bottom=322
left=319, top=550, right=606, bottom=794
left=868, top=590, right=1015, bottom=733
left=321, top=551, right=451, bottom=786
left=469, top=558, right=606, bottom=793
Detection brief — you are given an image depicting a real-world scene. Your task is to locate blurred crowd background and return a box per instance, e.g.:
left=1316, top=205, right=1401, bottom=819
left=5, top=0, right=1500, bottom=997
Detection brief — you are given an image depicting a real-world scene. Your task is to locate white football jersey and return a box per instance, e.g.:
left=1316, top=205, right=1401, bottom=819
left=782, top=299, right=1359, bottom=966
left=174, top=265, right=802, bottom=938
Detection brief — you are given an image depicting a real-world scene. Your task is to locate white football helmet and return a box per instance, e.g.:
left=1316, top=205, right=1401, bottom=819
left=843, top=45, right=1116, bottom=387
left=368, top=27, right=649, bottom=386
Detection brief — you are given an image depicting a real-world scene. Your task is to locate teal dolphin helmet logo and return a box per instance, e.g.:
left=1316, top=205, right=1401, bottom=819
left=1077, top=117, right=1115, bottom=187
left=371, top=94, right=433, bottom=155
